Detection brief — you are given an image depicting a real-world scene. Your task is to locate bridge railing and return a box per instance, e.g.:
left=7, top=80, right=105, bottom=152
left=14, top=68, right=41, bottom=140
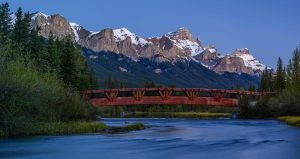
left=82, top=88, right=274, bottom=97
left=81, top=88, right=274, bottom=107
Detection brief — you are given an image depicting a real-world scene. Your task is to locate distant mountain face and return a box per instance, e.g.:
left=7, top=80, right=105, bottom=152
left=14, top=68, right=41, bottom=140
left=30, top=12, right=268, bottom=88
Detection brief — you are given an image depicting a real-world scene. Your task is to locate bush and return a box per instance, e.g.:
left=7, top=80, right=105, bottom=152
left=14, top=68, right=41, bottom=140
left=278, top=116, right=300, bottom=127
left=125, top=123, right=145, bottom=131
left=270, top=88, right=300, bottom=116
left=0, top=60, right=96, bottom=136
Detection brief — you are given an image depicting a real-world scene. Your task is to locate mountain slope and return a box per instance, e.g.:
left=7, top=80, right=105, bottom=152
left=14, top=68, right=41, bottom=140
left=84, top=49, right=260, bottom=88
left=30, top=12, right=265, bottom=88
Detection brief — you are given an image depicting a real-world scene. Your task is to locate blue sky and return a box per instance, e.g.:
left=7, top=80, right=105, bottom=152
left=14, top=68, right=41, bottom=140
left=6, top=0, right=300, bottom=68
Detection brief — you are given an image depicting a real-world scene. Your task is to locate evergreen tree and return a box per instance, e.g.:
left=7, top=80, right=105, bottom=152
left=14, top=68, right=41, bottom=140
left=0, top=2, right=12, bottom=38
left=42, top=33, right=60, bottom=72
left=106, top=75, right=116, bottom=89
left=291, top=47, right=300, bottom=87
left=144, top=81, right=156, bottom=88
left=259, top=68, right=273, bottom=92
left=59, top=36, right=78, bottom=87
left=248, top=83, right=255, bottom=91
left=286, top=59, right=293, bottom=87
left=28, top=27, right=44, bottom=60
left=12, top=9, right=30, bottom=49
left=274, top=57, right=286, bottom=92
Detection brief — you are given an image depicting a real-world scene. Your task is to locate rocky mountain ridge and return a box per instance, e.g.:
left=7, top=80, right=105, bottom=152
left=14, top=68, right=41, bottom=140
left=31, top=12, right=268, bottom=76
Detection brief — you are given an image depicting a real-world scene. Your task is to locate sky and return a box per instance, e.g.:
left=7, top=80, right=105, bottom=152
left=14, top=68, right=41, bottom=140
left=5, top=0, right=300, bottom=68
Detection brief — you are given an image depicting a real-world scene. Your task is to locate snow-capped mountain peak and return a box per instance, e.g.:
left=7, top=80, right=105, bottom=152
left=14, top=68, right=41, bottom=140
left=113, top=28, right=151, bottom=46
left=31, top=11, right=49, bottom=20
left=30, top=11, right=269, bottom=76
left=164, top=27, right=203, bottom=56
left=230, top=48, right=266, bottom=71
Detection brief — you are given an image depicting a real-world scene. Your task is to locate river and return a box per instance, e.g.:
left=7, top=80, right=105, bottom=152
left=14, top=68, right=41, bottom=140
left=1, top=119, right=300, bottom=159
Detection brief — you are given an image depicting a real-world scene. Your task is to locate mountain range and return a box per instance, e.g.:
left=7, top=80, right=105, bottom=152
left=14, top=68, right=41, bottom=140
left=30, top=12, right=268, bottom=88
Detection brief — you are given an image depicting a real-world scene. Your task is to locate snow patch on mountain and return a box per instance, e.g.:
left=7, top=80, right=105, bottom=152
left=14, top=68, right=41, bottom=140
left=231, top=48, right=266, bottom=71
left=165, top=28, right=203, bottom=56
left=113, top=28, right=151, bottom=46
left=70, top=22, right=80, bottom=42
left=173, top=39, right=203, bottom=56
left=31, top=12, right=49, bottom=20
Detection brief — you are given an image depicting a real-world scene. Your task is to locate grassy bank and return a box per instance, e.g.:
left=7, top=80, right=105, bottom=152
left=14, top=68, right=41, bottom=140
left=0, top=121, right=147, bottom=138
left=278, top=116, right=300, bottom=127
left=36, top=122, right=108, bottom=135
left=125, top=123, right=145, bottom=131
left=123, top=112, right=231, bottom=118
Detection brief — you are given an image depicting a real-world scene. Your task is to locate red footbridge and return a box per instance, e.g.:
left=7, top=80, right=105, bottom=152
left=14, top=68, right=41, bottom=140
left=82, top=88, right=273, bottom=107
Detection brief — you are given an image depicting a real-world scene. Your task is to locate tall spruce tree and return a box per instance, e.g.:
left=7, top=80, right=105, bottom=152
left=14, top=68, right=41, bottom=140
left=12, top=9, right=30, bottom=49
left=291, top=47, right=300, bottom=87
left=59, top=36, right=78, bottom=87
left=28, top=28, right=44, bottom=59
left=0, top=2, right=12, bottom=38
left=259, top=68, right=273, bottom=92
left=42, top=33, right=60, bottom=72
left=274, top=57, right=286, bottom=92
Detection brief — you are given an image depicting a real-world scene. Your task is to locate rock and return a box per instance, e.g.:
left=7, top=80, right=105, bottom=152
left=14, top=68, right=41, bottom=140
left=31, top=12, right=75, bottom=40
left=213, top=55, right=254, bottom=74
left=30, top=12, right=268, bottom=76
left=194, top=45, right=220, bottom=69
left=79, top=29, right=119, bottom=53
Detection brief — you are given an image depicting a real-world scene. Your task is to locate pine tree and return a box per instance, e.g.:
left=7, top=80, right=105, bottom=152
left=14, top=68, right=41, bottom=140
left=28, top=27, right=44, bottom=59
left=259, top=68, right=273, bottom=92
left=42, top=33, right=60, bottom=72
left=248, top=83, right=255, bottom=91
left=0, top=2, right=12, bottom=38
left=12, top=9, right=30, bottom=49
left=106, top=75, right=116, bottom=89
left=59, top=36, right=78, bottom=87
left=284, top=47, right=300, bottom=89
left=274, top=57, right=286, bottom=92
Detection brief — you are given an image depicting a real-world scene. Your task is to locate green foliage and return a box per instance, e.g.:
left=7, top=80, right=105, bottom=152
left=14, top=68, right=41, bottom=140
left=274, top=57, right=286, bottom=92
left=125, top=123, right=145, bottom=131
left=0, top=60, right=97, bottom=136
left=259, top=69, right=273, bottom=92
left=271, top=47, right=300, bottom=116
left=104, top=75, right=125, bottom=89
left=144, top=81, right=156, bottom=88
left=12, top=8, right=30, bottom=49
left=248, top=83, right=255, bottom=91
left=0, top=2, right=12, bottom=38
left=35, top=122, right=107, bottom=136
left=278, top=116, right=300, bottom=127
left=0, top=3, right=99, bottom=137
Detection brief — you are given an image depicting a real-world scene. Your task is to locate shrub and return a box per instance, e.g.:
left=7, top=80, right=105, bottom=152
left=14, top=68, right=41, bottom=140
left=0, top=60, right=96, bottom=136
left=125, top=123, right=145, bottom=131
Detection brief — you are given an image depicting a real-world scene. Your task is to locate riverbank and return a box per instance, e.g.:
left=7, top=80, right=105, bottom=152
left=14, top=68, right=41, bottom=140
left=0, top=121, right=145, bottom=138
left=123, top=112, right=231, bottom=118
left=278, top=116, right=300, bottom=127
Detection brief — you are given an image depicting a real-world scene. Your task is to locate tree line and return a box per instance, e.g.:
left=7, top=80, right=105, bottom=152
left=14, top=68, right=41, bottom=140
left=240, top=47, right=300, bottom=118
left=0, top=3, right=98, bottom=137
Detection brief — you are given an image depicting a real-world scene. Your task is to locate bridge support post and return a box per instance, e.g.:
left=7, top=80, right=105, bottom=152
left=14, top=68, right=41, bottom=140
left=186, top=89, right=198, bottom=101
left=105, top=90, right=118, bottom=102
left=159, top=89, right=172, bottom=100
left=132, top=89, right=145, bottom=101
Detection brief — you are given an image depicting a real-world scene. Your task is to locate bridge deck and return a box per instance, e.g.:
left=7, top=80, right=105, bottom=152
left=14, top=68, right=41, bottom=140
left=82, top=88, right=273, bottom=107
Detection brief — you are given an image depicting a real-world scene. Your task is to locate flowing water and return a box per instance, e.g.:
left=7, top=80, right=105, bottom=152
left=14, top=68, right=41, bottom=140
left=1, top=119, right=300, bottom=159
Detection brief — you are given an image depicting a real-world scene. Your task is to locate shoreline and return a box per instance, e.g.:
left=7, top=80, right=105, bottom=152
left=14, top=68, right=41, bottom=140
left=2, top=116, right=299, bottom=138
left=112, top=112, right=232, bottom=118
left=278, top=116, right=300, bottom=127
left=0, top=122, right=145, bottom=139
